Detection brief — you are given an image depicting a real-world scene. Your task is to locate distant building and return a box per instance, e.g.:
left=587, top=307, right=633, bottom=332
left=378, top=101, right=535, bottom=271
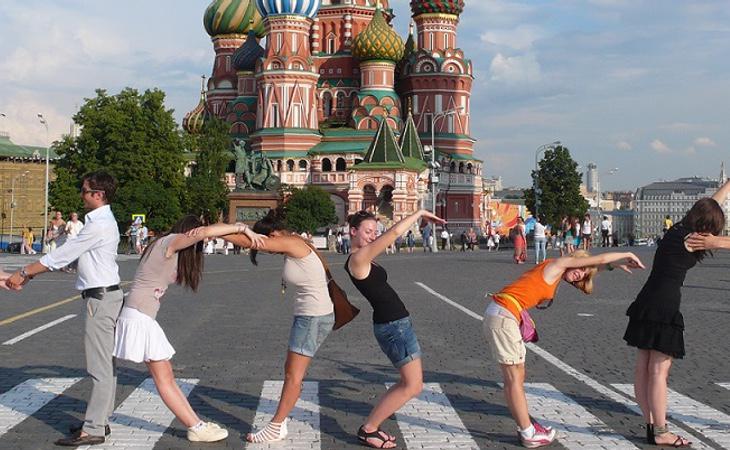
left=634, top=171, right=728, bottom=238
left=0, top=132, right=57, bottom=243
left=586, top=162, right=598, bottom=193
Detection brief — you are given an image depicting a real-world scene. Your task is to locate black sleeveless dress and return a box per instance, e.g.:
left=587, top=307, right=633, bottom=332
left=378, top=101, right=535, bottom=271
left=623, top=224, right=697, bottom=358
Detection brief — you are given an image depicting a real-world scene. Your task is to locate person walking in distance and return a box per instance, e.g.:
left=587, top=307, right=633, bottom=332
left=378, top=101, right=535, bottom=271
left=21, top=226, right=36, bottom=255
left=345, top=209, right=446, bottom=448
left=46, top=210, right=67, bottom=252
left=581, top=213, right=593, bottom=250
left=600, top=216, right=611, bottom=247
left=533, top=217, right=547, bottom=264
left=6, top=171, right=123, bottom=446
left=66, top=212, right=85, bottom=239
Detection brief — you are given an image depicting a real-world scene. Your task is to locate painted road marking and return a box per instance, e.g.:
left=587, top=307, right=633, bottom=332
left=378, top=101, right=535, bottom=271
left=614, top=384, right=730, bottom=449
left=2, top=314, right=77, bottom=345
left=247, top=380, right=320, bottom=449
left=387, top=382, right=479, bottom=449
left=416, top=282, right=715, bottom=450
left=523, top=383, right=638, bottom=449
left=78, top=378, right=198, bottom=450
left=0, top=378, right=82, bottom=436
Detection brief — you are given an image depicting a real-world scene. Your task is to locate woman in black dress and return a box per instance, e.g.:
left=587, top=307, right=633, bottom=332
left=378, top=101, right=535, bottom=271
left=624, top=180, right=729, bottom=446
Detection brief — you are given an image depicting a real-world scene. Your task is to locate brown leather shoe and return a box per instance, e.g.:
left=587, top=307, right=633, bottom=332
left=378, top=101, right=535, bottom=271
left=55, top=431, right=105, bottom=446
left=68, top=424, right=110, bottom=436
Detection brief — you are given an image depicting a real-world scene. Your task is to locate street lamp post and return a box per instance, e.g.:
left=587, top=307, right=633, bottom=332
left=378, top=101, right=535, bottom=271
left=533, top=141, right=561, bottom=219
left=9, top=171, right=29, bottom=248
left=426, top=106, right=464, bottom=253
left=38, top=113, right=50, bottom=253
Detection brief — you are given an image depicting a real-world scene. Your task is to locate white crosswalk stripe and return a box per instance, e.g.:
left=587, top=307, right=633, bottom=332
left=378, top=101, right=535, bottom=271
left=77, top=378, right=198, bottom=450
left=2, top=377, right=730, bottom=448
left=0, top=378, right=82, bottom=437
left=613, top=383, right=730, bottom=449
left=388, top=382, right=480, bottom=450
left=247, top=380, right=320, bottom=449
left=523, top=383, right=638, bottom=449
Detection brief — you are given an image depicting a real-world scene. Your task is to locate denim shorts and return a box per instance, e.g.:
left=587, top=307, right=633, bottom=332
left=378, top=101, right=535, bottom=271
left=288, top=313, right=334, bottom=357
left=373, top=316, right=422, bottom=368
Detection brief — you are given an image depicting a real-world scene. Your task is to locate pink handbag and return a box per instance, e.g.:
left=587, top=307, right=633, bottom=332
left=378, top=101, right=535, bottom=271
left=519, top=309, right=539, bottom=343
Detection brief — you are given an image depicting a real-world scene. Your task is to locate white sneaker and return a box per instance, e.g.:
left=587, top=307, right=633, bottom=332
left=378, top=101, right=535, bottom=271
left=247, top=419, right=288, bottom=443
left=187, top=421, right=229, bottom=442
left=519, top=422, right=556, bottom=448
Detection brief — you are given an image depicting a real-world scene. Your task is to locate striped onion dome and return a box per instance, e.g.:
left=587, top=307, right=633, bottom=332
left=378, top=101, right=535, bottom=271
left=254, top=0, right=321, bottom=19
left=183, top=81, right=209, bottom=135
left=352, top=8, right=404, bottom=62
left=232, top=29, right=265, bottom=71
left=410, top=0, right=464, bottom=16
left=204, top=0, right=266, bottom=37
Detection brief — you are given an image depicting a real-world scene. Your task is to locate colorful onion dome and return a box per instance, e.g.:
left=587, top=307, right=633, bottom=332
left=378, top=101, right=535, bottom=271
left=410, top=0, right=464, bottom=16
left=232, top=29, right=265, bottom=71
left=254, top=0, right=321, bottom=19
left=183, top=79, right=209, bottom=134
left=352, top=8, right=404, bottom=62
left=204, top=0, right=266, bottom=37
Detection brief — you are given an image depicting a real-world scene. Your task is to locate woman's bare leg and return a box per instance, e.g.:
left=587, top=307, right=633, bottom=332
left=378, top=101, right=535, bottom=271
left=501, top=363, right=531, bottom=429
left=634, top=349, right=652, bottom=423
left=647, top=351, right=690, bottom=445
left=272, top=352, right=312, bottom=423
left=147, top=360, right=199, bottom=428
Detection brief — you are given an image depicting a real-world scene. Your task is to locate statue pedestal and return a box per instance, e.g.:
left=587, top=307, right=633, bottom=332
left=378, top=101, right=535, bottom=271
left=228, top=191, right=281, bottom=224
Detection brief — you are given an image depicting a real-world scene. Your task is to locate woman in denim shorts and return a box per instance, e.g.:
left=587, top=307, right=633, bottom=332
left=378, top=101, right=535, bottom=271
left=345, top=209, right=445, bottom=449
left=225, top=210, right=334, bottom=444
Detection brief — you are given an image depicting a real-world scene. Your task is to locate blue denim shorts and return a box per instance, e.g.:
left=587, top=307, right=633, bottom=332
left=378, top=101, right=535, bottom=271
left=288, top=313, right=334, bottom=357
left=373, top=316, right=422, bottom=368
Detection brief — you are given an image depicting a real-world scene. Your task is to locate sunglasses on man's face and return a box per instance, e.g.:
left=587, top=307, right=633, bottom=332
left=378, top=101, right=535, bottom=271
left=81, top=188, right=104, bottom=195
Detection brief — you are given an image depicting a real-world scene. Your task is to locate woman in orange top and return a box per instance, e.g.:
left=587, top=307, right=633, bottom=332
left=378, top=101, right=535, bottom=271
left=483, top=250, right=644, bottom=448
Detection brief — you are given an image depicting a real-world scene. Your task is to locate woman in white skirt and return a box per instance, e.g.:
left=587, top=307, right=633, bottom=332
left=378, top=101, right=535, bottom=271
left=113, top=215, right=266, bottom=442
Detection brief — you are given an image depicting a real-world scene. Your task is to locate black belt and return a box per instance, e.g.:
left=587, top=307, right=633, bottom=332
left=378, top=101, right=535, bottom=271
left=82, top=285, right=121, bottom=299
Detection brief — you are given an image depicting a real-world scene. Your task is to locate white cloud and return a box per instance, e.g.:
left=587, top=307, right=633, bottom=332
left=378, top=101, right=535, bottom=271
left=489, top=53, right=542, bottom=85
left=617, top=140, right=632, bottom=151
left=693, top=137, right=717, bottom=147
left=480, top=25, right=544, bottom=51
left=650, top=139, right=671, bottom=154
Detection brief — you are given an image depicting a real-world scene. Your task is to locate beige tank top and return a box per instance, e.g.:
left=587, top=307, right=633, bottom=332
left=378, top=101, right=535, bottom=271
left=124, top=234, right=178, bottom=320
left=283, top=250, right=333, bottom=317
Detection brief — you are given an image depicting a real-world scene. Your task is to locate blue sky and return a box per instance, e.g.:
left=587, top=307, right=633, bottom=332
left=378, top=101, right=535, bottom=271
left=1, top=0, right=728, bottom=190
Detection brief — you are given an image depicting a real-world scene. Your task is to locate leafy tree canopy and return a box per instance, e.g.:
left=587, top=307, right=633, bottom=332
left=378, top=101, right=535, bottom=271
left=183, top=117, right=232, bottom=224
left=523, top=145, right=588, bottom=228
left=282, top=186, right=337, bottom=234
left=50, top=88, right=186, bottom=231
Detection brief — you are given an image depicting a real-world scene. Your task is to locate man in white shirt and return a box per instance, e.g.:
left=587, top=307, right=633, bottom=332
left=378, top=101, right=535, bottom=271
left=600, top=215, right=611, bottom=247
left=65, top=211, right=85, bottom=239
left=533, top=217, right=547, bottom=264
left=7, top=171, right=122, bottom=446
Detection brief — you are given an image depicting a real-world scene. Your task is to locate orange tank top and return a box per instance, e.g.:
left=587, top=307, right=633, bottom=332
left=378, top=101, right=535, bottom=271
left=493, top=260, right=560, bottom=321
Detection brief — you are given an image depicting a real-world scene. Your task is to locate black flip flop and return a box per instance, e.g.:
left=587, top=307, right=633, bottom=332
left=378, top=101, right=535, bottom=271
left=357, top=426, right=396, bottom=448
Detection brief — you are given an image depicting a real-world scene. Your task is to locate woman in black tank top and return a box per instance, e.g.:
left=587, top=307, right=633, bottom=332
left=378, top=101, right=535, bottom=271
left=345, top=209, right=445, bottom=449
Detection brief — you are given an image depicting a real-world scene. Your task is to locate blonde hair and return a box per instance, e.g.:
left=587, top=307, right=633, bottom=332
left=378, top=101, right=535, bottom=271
left=568, top=250, right=598, bottom=294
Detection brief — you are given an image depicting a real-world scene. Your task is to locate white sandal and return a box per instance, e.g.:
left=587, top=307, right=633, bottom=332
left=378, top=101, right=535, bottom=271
left=246, top=419, right=288, bottom=443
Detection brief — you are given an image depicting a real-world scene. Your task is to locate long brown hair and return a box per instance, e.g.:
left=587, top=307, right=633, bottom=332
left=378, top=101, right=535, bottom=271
left=142, top=215, right=204, bottom=291
left=680, top=197, right=725, bottom=260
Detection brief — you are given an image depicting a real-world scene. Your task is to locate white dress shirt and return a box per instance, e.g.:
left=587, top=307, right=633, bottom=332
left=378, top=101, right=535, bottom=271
left=40, top=205, right=120, bottom=290
left=65, top=220, right=85, bottom=239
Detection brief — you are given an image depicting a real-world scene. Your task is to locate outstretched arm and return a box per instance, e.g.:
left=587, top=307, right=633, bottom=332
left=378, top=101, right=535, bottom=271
left=0, top=269, right=14, bottom=290
left=544, top=251, right=645, bottom=282
left=222, top=233, right=311, bottom=259
left=350, top=210, right=446, bottom=270
left=170, top=223, right=266, bottom=256
left=686, top=233, right=730, bottom=251
left=712, top=179, right=730, bottom=204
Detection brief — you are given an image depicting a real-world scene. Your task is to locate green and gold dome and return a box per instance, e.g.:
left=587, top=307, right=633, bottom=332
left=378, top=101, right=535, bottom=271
left=204, top=0, right=266, bottom=38
left=410, top=0, right=464, bottom=17
left=352, top=8, right=404, bottom=63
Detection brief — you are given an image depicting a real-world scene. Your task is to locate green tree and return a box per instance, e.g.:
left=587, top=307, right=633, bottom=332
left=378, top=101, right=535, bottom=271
left=50, top=88, right=186, bottom=231
left=283, top=186, right=337, bottom=233
left=183, top=117, right=232, bottom=224
left=523, top=145, right=588, bottom=227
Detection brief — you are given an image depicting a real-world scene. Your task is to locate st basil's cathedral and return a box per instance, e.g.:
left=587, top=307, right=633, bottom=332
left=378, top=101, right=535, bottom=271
left=183, top=0, right=483, bottom=231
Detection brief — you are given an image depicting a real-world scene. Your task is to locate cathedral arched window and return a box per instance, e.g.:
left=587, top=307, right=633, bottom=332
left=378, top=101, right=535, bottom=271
left=467, top=163, right=473, bottom=174
left=450, top=161, right=456, bottom=172
left=299, top=160, right=308, bottom=171
left=458, top=162, right=464, bottom=173
left=322, top=158, right=332, bottom=172
left=336, top=92, right=346, bottom=109
left=327, top=33, right=337, bottom=54
left=277, top=160, right=283, bottom=172
left=286, top=159, right=295, bottom=171
left=336, top=157, right=346, bottom=171
left=323, top=92, right=333, bottom=117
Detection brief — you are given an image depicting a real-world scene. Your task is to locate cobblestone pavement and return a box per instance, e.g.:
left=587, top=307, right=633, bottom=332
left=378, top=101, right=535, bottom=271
left=1, top=247, right=729, bottom=449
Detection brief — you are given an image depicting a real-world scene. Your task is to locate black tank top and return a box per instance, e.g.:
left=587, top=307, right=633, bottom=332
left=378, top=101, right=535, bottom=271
left=345, top=256, right=409, bottom=324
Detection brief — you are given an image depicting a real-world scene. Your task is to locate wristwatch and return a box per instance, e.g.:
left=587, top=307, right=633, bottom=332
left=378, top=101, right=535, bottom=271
left=19, top=267, right=33, bottom=280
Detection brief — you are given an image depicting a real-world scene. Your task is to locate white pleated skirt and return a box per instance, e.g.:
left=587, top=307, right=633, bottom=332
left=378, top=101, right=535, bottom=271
left=113, top=307, right=176, bottom=363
